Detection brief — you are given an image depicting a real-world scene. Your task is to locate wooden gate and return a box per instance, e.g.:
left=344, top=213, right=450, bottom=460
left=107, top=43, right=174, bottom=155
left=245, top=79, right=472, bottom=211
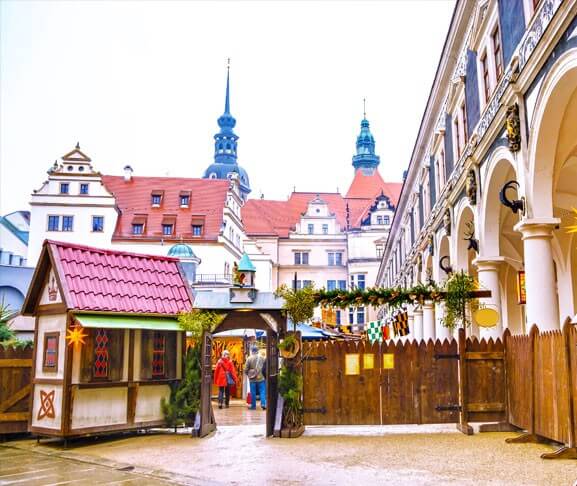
left=266, top=330, right=279, bottom=437
left=0, top=346, right=33, bottom=435
left=303, top=338, right=460, bottom=426
left=194, top=332, right=216, bottom=437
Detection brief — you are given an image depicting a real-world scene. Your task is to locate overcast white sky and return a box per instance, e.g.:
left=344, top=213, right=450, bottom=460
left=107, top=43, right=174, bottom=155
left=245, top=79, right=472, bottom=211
left=0, top=0, right=455, bottom=215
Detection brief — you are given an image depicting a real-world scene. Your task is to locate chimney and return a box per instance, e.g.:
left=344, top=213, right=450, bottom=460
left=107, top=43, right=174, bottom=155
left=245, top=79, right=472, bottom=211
left=123, top=165, right=133, bottom=182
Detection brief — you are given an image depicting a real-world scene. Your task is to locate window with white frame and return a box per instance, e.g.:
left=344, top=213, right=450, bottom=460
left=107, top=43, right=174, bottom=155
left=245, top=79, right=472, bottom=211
left=294, top=251, right=309, bottom=265
left=453, top=98, right=467, bottom=160
left=478, top=17, right=503, bottom=108
left=350, top=274, right=366, bottom=290
left=326, top=280, right=346, bottom=291
left=327, top=251, right=343, bottom=266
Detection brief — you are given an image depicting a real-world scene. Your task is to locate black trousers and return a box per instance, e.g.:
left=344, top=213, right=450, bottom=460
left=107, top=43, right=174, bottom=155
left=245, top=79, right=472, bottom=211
left=218, top=385, right=230, bottom=405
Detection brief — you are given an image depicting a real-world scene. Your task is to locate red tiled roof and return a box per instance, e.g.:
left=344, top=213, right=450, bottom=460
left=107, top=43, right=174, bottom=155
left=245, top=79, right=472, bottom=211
left=47, top=240, right=193, bottom=315
left=242, top=170, right=402, bottom=237
left=102, top=175, right=230, bottom=241
left=346, top=169, right=402, bottom=202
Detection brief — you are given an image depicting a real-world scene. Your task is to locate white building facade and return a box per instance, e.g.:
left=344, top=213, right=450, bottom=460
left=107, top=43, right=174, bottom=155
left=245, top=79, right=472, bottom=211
left=377, top=0, right=577, bottom=340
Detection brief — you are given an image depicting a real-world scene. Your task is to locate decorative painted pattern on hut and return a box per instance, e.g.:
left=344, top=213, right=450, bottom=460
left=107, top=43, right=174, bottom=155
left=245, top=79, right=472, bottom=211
left=21, top=240, right=193, bottom=439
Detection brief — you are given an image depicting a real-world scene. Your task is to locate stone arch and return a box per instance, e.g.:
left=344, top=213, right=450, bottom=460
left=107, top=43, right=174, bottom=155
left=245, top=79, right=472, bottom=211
left=528, top=48, right=577, bottom=323
left=454, top=204, right=477, bottom=274
left=479, top=146, right=519, bottom=257
left=529, top=48, right=577, bottom=218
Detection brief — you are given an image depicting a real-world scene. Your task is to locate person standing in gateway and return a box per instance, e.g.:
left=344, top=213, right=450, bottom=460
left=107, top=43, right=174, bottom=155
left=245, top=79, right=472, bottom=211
left=245, top=345, right=266, bottom=410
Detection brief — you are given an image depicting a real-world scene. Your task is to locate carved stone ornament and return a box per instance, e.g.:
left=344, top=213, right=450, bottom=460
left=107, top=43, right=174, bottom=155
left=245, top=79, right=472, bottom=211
left=466, top=169, right=477, bottom=205
left=443, top=209, right=452, bottom=236
left=506, top=103, right=521, bottom=152
left=417, top=253, right=423, bottom=273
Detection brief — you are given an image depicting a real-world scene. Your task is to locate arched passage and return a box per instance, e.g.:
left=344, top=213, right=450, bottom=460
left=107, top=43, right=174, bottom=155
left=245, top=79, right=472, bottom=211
left=480, top=151, right=524, bottom=334
left=525, top=49, right=577, bottom=327
left=455, top=204, right=479, bottom=337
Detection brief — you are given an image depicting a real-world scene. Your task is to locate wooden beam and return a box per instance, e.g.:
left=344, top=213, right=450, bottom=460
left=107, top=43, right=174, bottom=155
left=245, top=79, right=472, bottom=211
left=0, top=359, right=32, bottom=368
left=465, top=352, right=504, bottom=360
left=467, top=402, right=505, bottom=413
left=0, top=384, right=31, bottom=413
left=0, top=412, right=29, bottom=422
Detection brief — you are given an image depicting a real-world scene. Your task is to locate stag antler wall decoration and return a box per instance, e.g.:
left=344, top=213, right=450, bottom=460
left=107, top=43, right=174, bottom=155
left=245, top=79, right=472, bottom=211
left=463, top=221, right=479, bottom=254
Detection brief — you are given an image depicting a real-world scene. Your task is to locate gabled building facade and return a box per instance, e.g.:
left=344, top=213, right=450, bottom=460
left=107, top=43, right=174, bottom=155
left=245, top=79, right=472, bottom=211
left=377, top=0, right=577, bottom=340
left=243, top=117, right=401, bottom=329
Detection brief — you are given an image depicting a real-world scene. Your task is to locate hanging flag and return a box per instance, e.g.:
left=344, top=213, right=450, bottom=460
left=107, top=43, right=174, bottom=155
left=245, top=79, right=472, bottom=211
left=397, top=311, right=410, bottom=336
left=382, top=322, right=390, bottom=340
left=366, top=320, right=383, bottom=343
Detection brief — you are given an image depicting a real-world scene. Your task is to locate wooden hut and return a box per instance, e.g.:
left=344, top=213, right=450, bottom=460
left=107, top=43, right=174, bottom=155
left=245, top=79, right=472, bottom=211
left=21, top=240, right=192, bottom=439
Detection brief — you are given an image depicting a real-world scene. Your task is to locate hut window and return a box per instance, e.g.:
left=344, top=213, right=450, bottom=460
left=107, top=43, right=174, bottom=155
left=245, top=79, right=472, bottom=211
left=80, top=328, right=125, bottom=383
left=141, top=330, right=177, bottom=380
left=94, top=329, right=110, bottom=378
left=152, top=332, right=166, bottom=377
left=42, top=332, right=59, bottom=372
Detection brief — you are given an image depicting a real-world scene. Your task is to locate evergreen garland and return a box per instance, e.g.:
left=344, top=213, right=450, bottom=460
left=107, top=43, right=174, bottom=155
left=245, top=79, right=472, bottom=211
left=314, top=282, right=442, bottom=309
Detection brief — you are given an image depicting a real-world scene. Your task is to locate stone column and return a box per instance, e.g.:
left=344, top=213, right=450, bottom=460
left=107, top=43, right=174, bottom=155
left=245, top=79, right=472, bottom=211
left=474, top=257, right=505, bottom=339
left=514, top=218, right=560, bottom=331
left=435, top=303, right=452, bottom=341
left=422, top=300, right=435, bottom=341
left=412, top=307, right=423, bottom=341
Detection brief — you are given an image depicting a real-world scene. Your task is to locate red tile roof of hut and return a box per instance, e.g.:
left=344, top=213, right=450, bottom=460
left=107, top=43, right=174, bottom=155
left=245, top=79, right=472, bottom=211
left=24, top=240, right=193, bottom=315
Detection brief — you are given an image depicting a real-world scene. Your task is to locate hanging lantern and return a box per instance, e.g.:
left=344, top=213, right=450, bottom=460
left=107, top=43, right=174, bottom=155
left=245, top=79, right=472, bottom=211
left=516, top=271, right=526, bottom=305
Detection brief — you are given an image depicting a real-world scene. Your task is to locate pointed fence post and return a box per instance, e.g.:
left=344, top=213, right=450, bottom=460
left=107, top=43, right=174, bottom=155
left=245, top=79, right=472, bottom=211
left=506, top=324, right=543, bottom=445
left=457, top=327, right=473, bottom=435
left=540, top=319, right=577, bottom=459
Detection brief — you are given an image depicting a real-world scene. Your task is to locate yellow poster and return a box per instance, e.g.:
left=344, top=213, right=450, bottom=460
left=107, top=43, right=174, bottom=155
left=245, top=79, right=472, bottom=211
left=345, top=353, right=360, bottom=375
left=383, top=353, right=395, bottom=369
left=363, top=353, right=374, bottom=370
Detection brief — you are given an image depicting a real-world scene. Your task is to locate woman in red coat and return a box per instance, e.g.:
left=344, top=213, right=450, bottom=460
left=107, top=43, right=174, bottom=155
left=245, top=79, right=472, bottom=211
left=214, top=350, right=237, bottom=408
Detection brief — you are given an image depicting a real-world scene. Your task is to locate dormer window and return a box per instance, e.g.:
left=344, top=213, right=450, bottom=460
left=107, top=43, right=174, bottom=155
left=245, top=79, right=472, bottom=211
left=132, top=214, right=147, bottom=235
left=377, top=216, right=383, bottom=225
left=67, top=166, right=74, bottom=171
left=151, top=191, right=163, bottom=207
left=60, top=183, right=69, bottom=194
left=180, top=191, right=190, bottom=207
left=307, top=224, right=314, bottom=235
left=191, top=216, right=205, bottom=237
left=322, top=224, right=329, bottom=234
left=80, top=183, right=89, bottom=195
left=384, top=215, right=390, bottom=225
left=161, top=215, right=176, bottom=237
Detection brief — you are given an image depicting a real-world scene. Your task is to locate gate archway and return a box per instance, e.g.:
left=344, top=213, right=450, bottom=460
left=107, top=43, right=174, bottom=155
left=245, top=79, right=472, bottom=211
left=192, top=292, right=286, bottom=437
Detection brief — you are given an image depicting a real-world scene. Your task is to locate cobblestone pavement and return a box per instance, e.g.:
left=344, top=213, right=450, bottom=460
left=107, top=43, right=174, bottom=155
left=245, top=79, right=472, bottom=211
left=0, top=445, right=181, bottom=485
left=3, top=421, right=576, bottom=486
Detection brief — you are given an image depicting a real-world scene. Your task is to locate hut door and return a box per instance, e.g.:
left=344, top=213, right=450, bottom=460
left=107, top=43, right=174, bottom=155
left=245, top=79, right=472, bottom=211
left=196, top=332, right=216, bottom=438
left=266, top=330, right=279, bottom=437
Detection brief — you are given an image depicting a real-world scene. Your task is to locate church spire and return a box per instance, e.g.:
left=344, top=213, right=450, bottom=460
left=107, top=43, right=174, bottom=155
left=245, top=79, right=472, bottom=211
left=352, top=99, right=380, bottom=172
left=214, top=60, right=238, bottom=165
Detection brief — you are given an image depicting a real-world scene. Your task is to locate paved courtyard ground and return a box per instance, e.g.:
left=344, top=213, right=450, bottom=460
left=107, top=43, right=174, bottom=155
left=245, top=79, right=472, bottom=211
left=2, top=404, right=576, bottom=486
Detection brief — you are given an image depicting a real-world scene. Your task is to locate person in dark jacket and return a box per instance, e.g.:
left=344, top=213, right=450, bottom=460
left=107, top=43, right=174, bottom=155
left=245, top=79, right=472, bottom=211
left=214, top=350, right=237, bottom=408
left=244, top=346, right=266, bottom=410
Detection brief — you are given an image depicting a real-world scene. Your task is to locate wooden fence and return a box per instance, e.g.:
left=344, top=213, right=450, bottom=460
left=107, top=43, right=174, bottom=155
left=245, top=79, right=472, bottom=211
left=302, top=333, right=505, bottom=428
left=505, top=322, right=577, bottom=459
left=0, top=346, right=33, bottom=435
